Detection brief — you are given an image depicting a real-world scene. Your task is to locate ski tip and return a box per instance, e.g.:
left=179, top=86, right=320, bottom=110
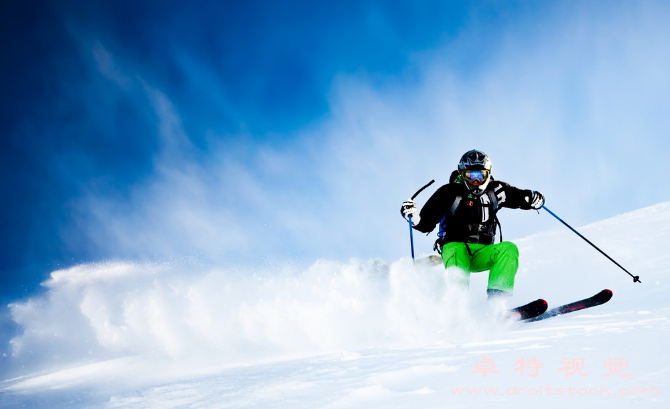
left=602, top=289, right=613, bottom=301
left=537, top=299, right=549, bottom=317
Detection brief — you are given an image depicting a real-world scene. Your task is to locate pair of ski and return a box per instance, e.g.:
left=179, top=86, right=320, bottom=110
left=508, top=289, right=613, bottom=322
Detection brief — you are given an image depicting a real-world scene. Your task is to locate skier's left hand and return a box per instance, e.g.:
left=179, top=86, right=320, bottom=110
left=530, top=191, right=545, bottom=209
left=400, top=200, right=420, bottom=224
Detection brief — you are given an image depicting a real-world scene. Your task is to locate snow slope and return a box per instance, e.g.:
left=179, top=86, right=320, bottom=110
left=1, top=203, right=669, bottom=408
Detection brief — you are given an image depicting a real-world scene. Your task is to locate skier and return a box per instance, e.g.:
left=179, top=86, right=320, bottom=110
left=401, top=149, right=544, bottom=299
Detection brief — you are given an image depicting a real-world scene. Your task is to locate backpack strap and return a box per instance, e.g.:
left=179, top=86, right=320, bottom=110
left=486, top=189, right=499, bottom=211
left=486, top=188, right=504, bottom=243
left=495, top=214, right=503, bottom=243
left=450, top=195, right=462, bottom=214
left=434, top=194, right=463, bottom=254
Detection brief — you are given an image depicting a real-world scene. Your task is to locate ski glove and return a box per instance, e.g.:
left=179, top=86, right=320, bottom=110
left=400, top=200, right=421, bottom=225
left=529, top=191, right=545, bottom=209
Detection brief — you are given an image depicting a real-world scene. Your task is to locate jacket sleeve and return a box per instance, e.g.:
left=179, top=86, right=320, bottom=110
left=495, top=181, right=535, bottom=210
left=412, top=184, right=452, bottom=233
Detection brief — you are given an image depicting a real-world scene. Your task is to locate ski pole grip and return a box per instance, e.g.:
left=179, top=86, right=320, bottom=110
left=406, top=179, right=433, bottom=263
left=411, top=179, right=435, bottom=200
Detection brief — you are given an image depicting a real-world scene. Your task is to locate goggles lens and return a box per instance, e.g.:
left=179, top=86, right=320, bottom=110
left=462, top=170, right=489, bottom=185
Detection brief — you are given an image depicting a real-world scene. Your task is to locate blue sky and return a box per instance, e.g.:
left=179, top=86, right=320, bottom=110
left=0, top=0, right=472, bottom=299
left=2, top=0, right=670, bottom=325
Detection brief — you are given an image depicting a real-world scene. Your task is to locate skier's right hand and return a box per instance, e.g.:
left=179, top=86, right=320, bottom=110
left=400, top=200, right=420, bottom=224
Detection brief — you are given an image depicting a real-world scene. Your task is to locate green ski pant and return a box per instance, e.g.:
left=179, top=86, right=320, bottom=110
left=441, top=241, right=519, bottom=293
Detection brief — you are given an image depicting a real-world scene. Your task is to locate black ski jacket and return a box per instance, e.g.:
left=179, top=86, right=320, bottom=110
left=413, top=171, right=536, bottom=246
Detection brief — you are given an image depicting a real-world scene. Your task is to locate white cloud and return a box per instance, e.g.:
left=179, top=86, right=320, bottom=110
left=69, top=2, right=670, bottom=269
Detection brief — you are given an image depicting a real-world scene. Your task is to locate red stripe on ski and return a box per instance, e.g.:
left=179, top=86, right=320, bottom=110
left=524, top=289, right=613, bottom=322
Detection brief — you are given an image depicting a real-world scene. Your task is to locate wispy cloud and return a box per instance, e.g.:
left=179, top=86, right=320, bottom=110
left=60, top=2, right=670, bottom=268
left=3, top=1, right=670, bottom=306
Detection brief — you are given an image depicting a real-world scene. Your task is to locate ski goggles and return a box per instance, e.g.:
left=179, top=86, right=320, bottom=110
left=460, top=169, right=489, bottom=185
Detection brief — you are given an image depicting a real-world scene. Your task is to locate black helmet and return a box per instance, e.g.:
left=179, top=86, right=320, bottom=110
left=458, top=149, right=492, bottom=196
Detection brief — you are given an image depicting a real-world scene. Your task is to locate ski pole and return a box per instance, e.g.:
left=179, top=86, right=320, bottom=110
left=407, top=179, right=435, bottom=262
left=408, top=214, right=415, bottom=260
left=540, top=204, right=641, bottom=284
